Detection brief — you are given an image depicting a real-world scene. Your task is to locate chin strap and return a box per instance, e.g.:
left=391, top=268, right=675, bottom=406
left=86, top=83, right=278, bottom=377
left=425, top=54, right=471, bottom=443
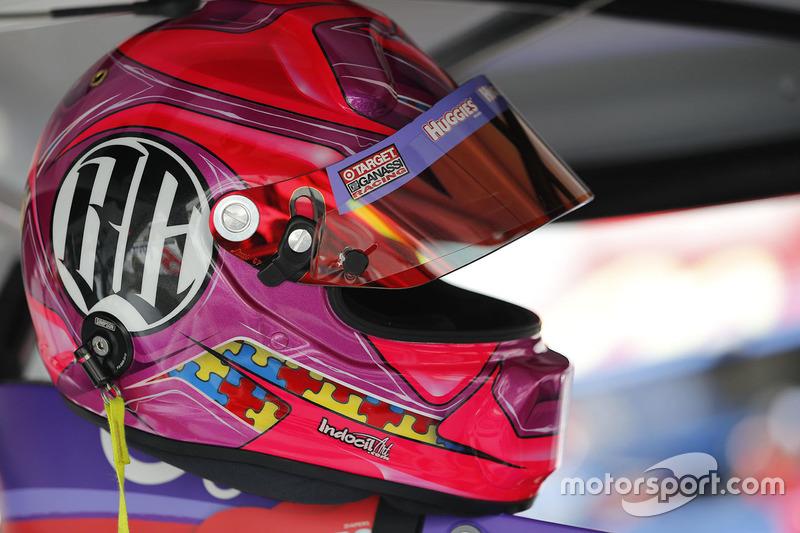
left=76, top=322, right=132, bottom=533
left=103, top=387, right=130, bottom=533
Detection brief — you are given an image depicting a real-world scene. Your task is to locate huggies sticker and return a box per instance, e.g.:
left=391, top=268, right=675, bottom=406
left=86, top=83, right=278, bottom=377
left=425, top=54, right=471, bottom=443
left=326, top=76, right=509, bottom=214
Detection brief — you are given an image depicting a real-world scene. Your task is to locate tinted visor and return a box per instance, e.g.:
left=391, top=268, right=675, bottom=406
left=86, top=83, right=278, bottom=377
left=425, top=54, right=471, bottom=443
left=216, top=76, right=592, bottom=288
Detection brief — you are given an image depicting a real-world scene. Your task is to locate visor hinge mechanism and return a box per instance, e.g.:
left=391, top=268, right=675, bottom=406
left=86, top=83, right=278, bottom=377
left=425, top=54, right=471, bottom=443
left=258, top=187, right=325, bottom=287
left=73, top=312, right=134, bottom=392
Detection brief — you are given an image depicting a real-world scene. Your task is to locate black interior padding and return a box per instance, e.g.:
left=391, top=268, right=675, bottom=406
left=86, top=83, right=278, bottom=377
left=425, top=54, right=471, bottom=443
left=328, top=280, right=541, bottom=343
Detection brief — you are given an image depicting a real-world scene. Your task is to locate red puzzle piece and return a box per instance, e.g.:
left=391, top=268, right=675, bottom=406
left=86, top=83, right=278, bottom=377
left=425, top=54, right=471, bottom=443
left=357, top=401, right=404, bottom=429
left=329, top=384, right=355, bottom=404
left=277, top=365, right=325, bottom=396
left=411, top=416, right=436, bottom=435
left=219, top=379, right=264, bottom=422
left=220, top=377, right=291, bottom=422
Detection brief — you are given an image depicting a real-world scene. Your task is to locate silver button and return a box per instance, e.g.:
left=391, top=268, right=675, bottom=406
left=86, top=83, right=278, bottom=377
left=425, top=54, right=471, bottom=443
left=221, top=202, right=250, bottom=233
left=213, top=195, right=260, bottom=242
left=287, top=228, right=313, bottom=253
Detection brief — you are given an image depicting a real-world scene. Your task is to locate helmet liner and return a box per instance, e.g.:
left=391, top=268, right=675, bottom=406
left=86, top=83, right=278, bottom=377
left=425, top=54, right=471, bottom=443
left=327, top=280, right=541, bottom=343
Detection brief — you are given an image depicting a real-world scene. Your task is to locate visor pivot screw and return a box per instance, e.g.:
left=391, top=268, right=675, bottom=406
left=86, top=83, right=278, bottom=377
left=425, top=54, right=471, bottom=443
left=221, top=202, right=250, bottom=233
left=287, top=228, right=313, bottom=253
left=91, top=336, right=110, bottom=357
left=213, top=195, right=260, bottom=242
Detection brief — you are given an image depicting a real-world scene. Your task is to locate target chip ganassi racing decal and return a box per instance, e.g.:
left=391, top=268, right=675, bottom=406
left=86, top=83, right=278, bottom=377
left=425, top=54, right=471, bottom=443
left=338, top=144, right=409, bottom=200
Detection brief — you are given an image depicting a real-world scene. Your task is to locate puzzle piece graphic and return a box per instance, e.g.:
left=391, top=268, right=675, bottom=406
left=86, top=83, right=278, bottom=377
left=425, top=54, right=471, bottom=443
left=250, top=346, right=271, bottom=367
left=284, top=359, right=324, bottom=379
left=218, top=369, right=290, bottom=430
left=278, top=364, right=324, bottom=395
left=269, top=395, right=291, bottom=420
left=225, top=369, right=243, bottom=387
left=194, top=354, right=231, bottom=381
left=170, top=360, right=228, bottom=406
left=410, top=416, right=437, bottom=436
left=358, top=397, right=404, bottom=429
left=170, top=361, right=199, bottom=378
left=219, top=378, right=266, bottom=423
left=223, top=343, right=287, bottom=388
left=330, top=384, right=356, bottom=404
left=261, top=358, right=286, bottom=387
left=251, top=386, right=267, bottom=401
left=171, top=339, right=450, bottom=448
left=245, top=402, right=281, bottom=432
left=232, top=341, right=280, bottom=371
left=221, top=342, right=255, bottom=367
left=229, top=341, right=256, bottom=360
left=385, top=414, right=438, bottom=444
left=303, top=382, right=367, bottom=423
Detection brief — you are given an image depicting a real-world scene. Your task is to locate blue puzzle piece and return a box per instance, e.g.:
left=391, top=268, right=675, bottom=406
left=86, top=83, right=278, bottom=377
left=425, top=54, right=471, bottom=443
left=251, top=386, right=267, bottom=401
left=225, top=368, right=243, bottom=387
left=170, top=361, right=228, bottom=406
left=261, top=358, right=286, bottom=388
left=169, top=361, right=201, bottom=383
left=227, top=342, right=256, bottom=362
left=223, top=346, right=287, bottom=389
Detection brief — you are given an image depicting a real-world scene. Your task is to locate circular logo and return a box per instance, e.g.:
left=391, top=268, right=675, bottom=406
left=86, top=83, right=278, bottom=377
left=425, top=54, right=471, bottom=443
left=52, top=135, right=213, bottom=333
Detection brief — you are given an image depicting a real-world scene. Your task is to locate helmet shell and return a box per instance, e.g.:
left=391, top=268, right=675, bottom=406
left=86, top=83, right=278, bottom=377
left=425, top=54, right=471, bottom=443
left=21, top=0, right=570, bottom=511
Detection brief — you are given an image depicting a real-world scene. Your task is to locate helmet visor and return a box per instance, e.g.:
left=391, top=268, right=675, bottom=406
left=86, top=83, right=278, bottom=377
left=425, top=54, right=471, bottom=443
left=216, top=76, right=592, bottom=288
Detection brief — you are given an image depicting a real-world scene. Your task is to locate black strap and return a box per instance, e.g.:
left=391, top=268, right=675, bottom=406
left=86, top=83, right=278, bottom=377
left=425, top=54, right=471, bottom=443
left=373, top=498, right=424, bottom=533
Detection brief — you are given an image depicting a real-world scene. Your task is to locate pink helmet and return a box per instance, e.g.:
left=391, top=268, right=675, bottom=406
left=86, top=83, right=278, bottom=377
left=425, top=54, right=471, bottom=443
left=22, top=0, right=591, bottom=514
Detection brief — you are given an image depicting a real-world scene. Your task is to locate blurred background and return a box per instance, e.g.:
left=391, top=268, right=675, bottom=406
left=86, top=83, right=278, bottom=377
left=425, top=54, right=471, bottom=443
left=0, top=0, right=799, bottom=532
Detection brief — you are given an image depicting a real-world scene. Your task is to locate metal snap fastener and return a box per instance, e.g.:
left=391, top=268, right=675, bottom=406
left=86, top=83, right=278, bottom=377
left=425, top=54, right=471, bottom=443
left=221, top=202, right=250, bottom=233
left=213, top=195, right=260, bottom=242
left=287, top=228, right=312, bottom=253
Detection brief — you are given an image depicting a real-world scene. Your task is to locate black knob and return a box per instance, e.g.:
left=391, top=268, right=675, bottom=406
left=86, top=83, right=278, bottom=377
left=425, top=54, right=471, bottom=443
left=79, top=312, right=134, bottom=380
left=342, top=249, right=369, bottom=277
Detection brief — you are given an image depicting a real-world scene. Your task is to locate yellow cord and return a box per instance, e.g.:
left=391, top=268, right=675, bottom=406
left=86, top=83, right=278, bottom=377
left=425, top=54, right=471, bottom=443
left=104, top=392, right=130, bottom=533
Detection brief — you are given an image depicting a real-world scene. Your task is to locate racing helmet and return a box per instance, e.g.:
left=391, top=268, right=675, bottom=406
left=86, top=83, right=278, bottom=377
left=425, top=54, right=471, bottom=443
left=21, top=0, right=592, bottom=514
